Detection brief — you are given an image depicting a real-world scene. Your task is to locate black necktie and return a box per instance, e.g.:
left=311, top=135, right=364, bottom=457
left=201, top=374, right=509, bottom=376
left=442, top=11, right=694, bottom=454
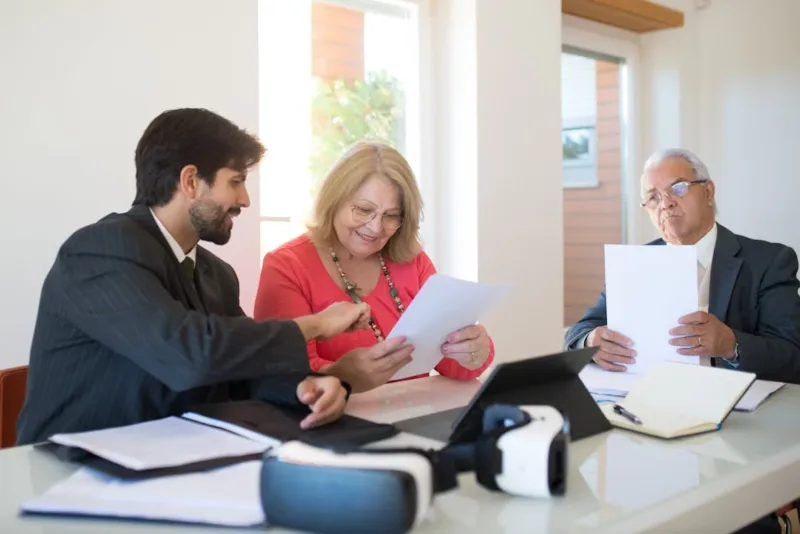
left=180, top=257, right=196, bottom=287
left=179, top=257, right=204, bottom=310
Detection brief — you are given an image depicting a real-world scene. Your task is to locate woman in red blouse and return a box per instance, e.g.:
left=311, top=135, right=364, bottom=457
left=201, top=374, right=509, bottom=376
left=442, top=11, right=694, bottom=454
left=254, top=141, right=495, bottom=392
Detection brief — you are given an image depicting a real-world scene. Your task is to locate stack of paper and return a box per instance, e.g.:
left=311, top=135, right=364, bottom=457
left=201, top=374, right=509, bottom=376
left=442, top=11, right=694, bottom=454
left=581, top=364, right=785, bottom=412
left=48, top=416, right=270, bottom=471
left=22, top=461, right=264, bottom=527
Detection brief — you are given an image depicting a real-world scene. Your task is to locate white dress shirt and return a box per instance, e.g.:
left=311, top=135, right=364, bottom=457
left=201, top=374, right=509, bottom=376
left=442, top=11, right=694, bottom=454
left=150, top=208, right=197, bottom=266
left=669, top=223, right=718, bottom=365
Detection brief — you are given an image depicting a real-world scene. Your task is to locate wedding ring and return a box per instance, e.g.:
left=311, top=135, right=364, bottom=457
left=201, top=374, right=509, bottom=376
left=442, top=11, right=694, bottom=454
left=696, top=336, right=702, bottom=347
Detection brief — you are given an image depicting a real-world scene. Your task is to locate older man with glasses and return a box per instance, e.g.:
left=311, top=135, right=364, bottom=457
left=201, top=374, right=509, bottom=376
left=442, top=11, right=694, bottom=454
left=565, top=148, right=800, bottom=385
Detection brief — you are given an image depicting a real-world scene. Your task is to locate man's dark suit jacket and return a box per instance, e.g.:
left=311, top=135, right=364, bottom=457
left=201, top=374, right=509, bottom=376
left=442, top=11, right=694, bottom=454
left=17, top=205, right=312, bottom=445
left=565, top=224, right=800, bottom=383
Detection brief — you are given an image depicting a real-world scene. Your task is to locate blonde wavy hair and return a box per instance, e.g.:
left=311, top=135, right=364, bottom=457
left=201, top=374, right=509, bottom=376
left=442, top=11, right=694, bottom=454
left=307, top=140, right=423, bottom=263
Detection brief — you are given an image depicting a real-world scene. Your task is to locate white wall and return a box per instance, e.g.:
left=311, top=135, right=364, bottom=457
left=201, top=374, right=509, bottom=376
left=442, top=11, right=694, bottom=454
left=0, top=0, right=261, bottom=368
left=431, top=0, right=565, bottom=363
left=639, top=0, right=800, bottom=250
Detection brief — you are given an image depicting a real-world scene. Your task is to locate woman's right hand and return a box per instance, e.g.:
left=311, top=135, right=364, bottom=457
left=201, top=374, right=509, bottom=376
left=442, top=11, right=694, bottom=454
left=323, top=337, right=414, bottom=393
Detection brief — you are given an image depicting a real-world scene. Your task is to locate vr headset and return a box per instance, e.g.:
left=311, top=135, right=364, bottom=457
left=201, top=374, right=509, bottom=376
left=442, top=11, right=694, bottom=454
left=260, top=404, right=569, bottom=534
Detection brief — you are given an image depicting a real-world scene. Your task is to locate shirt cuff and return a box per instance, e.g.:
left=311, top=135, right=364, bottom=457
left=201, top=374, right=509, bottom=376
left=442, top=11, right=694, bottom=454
left=577, top=332, right=591, bottom=349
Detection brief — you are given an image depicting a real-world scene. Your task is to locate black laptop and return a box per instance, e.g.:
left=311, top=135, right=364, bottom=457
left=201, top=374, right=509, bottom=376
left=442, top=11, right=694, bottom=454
left=394, top=347, right=610, bottom=443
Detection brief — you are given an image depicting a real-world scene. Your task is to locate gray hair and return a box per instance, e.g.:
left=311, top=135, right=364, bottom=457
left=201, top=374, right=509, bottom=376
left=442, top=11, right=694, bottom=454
left=641, top=148, right=716, bottom=212
left=642, top=148, right=712, bottom=184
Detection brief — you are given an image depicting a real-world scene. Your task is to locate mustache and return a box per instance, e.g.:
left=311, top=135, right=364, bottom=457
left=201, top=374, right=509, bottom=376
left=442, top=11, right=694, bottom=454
left=227, top=208, right=241, bottom=217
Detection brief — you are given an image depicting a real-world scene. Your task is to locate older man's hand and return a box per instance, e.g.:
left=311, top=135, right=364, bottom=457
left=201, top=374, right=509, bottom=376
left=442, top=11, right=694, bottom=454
left=587, top=326, right=636, bottom=372
left=668, top=311, right=737, bottom=359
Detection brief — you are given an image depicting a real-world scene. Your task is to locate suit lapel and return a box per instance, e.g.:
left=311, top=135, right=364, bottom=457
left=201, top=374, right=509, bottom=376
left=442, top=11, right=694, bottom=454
left=195, top=249, right=226, bottom=315
left=125, top=205, right=206, bottom=312
left=708, top=225, right=742, bottom=323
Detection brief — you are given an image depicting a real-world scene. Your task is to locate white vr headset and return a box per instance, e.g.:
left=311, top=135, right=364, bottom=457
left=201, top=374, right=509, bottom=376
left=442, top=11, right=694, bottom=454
left=260, top=403, right=569, bottom=534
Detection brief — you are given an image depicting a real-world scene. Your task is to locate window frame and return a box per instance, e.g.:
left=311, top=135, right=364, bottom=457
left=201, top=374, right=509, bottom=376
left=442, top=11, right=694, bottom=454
left=257, top=0, right=433, bottom=261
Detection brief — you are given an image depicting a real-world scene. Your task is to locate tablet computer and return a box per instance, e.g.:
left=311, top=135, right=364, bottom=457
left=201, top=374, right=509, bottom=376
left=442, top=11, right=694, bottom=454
left=394, top=347, right=609, bottom=442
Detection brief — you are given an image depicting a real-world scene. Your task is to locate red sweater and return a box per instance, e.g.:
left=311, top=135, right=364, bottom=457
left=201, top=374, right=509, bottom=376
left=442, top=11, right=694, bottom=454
left=253, top=234, right=494, bottom=381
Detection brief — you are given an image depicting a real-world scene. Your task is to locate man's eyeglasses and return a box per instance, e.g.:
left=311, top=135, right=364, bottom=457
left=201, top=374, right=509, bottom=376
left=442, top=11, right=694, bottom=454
left=351, top=205, right=404, bottom=231
left=640, top=180, right=708, bottom=210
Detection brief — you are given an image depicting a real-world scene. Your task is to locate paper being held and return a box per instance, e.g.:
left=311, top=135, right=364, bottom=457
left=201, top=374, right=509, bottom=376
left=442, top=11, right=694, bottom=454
left=387, top=274, right=508, bottom=380
left=604, top=244, right=699, bottom=374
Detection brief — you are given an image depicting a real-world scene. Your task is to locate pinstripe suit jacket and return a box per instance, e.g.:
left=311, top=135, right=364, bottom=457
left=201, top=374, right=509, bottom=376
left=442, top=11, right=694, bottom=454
left=17, top=205, right=311, bottom=445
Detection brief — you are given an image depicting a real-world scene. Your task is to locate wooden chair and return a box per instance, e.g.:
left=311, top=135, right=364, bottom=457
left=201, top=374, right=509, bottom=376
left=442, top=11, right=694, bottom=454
left=0, top=365, right=28, bottom=448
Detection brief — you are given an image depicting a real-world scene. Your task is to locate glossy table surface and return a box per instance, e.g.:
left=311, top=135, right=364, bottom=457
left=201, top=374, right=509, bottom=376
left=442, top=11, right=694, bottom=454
left=2, top=375, right=800, bottom=533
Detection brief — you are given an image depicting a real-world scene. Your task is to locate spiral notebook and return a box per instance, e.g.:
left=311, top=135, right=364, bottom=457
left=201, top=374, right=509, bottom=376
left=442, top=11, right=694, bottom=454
left=600, top=361, right=756, bottom=439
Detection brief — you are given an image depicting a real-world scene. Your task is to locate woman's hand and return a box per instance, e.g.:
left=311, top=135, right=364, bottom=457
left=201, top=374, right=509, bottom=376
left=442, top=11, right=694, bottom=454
left=441, top=324, right=491, bottom=370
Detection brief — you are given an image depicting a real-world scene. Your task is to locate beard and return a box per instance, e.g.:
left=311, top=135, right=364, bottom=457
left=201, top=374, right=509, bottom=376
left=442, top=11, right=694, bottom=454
left=189, top=199, right=240, bottom=245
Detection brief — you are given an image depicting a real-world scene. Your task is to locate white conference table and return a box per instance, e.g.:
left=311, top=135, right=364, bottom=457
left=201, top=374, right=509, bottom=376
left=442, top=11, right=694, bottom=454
left=1, top=375, right=800, bottom=533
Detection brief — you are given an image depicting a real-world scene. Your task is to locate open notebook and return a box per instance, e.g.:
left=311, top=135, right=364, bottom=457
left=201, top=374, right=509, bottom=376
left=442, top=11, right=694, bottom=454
left=600, top=361, right=756, bottom=439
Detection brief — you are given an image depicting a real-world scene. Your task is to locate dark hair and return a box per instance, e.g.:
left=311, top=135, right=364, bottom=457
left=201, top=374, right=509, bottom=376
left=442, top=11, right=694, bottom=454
left=133, top=108, right=265, bottom=206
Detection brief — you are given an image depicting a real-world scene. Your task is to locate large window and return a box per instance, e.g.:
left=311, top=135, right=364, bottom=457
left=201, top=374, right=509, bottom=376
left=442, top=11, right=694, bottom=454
left=258, top=0, right=421, bottom=258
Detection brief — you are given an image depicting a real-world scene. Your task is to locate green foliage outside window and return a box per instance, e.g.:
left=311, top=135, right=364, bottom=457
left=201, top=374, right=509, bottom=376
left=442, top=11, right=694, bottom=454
left=309, top=70, right=404, bottom=196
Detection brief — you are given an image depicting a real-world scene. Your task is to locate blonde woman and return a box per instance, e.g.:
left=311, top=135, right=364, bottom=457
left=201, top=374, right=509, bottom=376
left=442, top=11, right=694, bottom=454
left=254, top=141, right=495, bottom=393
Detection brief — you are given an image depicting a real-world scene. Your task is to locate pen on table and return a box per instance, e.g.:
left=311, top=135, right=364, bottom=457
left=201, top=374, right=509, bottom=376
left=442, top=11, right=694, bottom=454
left=613, top=404, right=642, bottom=425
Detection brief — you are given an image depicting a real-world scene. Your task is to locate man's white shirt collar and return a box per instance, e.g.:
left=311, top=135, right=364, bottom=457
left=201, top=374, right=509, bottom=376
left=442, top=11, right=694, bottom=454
left=150, top=208, right=197, bottom=265
left=666, top=222, right=718, bottom=269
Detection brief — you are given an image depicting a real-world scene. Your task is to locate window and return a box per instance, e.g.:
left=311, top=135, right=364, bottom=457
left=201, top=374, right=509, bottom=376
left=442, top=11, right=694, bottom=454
left=561, top=52, right=599, bottom=188
left=258, top=0, right=421, bottom=259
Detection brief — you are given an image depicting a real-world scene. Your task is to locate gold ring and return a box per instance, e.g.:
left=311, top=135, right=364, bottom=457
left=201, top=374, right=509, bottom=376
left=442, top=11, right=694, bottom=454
left=697, top=336, right=702, bottom=347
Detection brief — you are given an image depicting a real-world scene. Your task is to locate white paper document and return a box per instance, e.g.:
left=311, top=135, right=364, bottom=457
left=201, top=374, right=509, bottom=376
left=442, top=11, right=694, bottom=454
left=604, top=244, right=699, bottom=374
left=388, top=274, right=508, bottom=380
left=49, top=417, right=270, bottom=471
left=580, top=364, right=785, bottom=412
left=21, top=461, right=264, bottom=527
left=733, top=380, right=785, bottom=412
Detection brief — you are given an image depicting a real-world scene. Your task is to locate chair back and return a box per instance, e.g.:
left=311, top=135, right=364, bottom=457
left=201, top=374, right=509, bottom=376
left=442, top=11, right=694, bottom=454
left=0, top=365, right=28, bottom=448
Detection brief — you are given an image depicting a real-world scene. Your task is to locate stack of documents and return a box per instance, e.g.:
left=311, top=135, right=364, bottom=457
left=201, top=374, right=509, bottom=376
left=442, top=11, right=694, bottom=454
left=23, top=417, right=272, bottom=526
left=22, top=461, right=264, bottom=527
left=581, top=363, right=785, bottom=412
left=387, top=274, right=508, bottom=380
left=48, top=416, right=271, bottom=471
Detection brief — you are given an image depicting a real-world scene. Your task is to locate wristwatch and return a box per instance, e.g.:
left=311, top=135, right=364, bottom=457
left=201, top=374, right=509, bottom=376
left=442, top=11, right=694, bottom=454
left=731, top=341, right=741, bottom=363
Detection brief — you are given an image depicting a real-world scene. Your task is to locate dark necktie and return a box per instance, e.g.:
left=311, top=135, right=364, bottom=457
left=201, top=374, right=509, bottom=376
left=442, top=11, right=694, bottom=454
left=179, top=257, right=203, bottom=310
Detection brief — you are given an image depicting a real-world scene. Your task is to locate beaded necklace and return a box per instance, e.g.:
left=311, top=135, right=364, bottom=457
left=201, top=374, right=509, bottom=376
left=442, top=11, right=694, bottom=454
left=330, top=249, right=405, bottom=341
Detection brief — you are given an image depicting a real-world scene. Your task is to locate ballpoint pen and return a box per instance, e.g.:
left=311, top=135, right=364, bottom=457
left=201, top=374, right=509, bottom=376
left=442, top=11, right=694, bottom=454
left=613, top=404, right=642, bottom=425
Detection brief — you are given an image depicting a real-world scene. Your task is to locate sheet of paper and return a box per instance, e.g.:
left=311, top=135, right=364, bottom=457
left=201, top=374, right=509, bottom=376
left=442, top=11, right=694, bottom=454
left=181, top=412, right=282, bottom=448
left=49, top=417, right=270, bottom=471
left=604, top=244, right=699, bottom=374
left=21, top=461, right=264, bottom=527
left=734, top=380, right=785, bottom=412
left=387, top=274, right=508, bottom=381
left=582, top=364, right=776, bottom=413
left=580, top=364, right=635, bottom=397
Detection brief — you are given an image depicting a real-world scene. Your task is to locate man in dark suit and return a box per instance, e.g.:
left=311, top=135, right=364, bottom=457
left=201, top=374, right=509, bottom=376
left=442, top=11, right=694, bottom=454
left=17, top=108, right=412, bottom=445
left=565, top=148, right=800, bottom=382
left=566, top=148, right=800, bottom=533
